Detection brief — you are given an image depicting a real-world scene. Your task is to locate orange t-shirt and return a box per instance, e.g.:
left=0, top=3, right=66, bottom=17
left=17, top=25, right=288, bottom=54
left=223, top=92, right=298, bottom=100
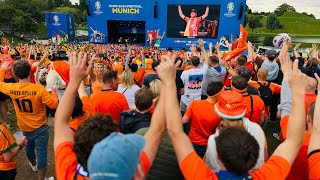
left=180, top=151, right=290, bottom=180
left=185, top=100, right=221, bottom=146
left=280, top=115, right=311, bottom=180
left=69, top=96, right=96, bottom=136
left=248, top=81, right=282, bottom=95
left=0, top=68, right=58, bottom=132
left=0, top=124, right=17, bottom=171
left=0, top=54, right=15, bottom=79
left=309, top=152, right=320, bottom=180
left=55, top=141, right=151, bottom=180
left=91, top=80, right=103, bottom=94
left=30, top=61, right=37, bottom=84
left=90, top=90, right=129, bottom=123
left=305, top=93, right=317, bottom=114
left=184, top=17, right=202, bottom=37
left=113, top=63, right=124, bottom=76
left=133, top=68, right=146, bottom=87
left=243, top=95, right=265, bottom=124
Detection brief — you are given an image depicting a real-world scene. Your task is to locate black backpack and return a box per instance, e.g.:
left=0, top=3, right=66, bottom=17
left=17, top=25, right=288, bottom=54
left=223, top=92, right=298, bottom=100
left=257, top=82, right=273, bottom=106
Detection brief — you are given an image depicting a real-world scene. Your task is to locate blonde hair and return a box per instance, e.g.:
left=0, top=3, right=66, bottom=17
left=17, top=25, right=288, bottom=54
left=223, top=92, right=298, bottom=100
left=150, top=79, right=162, bottom=98
left=121, top=70, right=134, bottom=88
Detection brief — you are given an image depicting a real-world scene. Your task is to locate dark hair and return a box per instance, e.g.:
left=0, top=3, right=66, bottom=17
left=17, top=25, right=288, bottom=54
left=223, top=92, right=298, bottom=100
left=135, top=87, right=154, bottom=111
left=175, top=57, right=183, bottom=68
left=215, top=127, right=259, bottom=176
left=209, top=56, right=219, bottom=64
left=207, top=82, right=224, bottom=96
left=307, top=58, right=319, bottom=70
left=73, top=114, right=118, bottom=170
left=30, top=54, right=35, bottom=60
left=237, top=56, right=247, bottom=67
left=103, top=70, right=118, bottom=84
left=72, top=96, right=84, bottom=119
left=129, top=63, right=138, bottom=72
left=191, top=56, right=200, bottom=67
left=152, top=61, right=160, bottom=71
left=237, top=67, right=252, bottom=82
left=232, top=76, right=248, bottom=91
left=13, top=60, right=31, bottom=79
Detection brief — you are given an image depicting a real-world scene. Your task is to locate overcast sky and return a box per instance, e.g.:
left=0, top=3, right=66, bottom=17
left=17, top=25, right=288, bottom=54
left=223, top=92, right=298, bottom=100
left=70, top=0, right=320, bottom=19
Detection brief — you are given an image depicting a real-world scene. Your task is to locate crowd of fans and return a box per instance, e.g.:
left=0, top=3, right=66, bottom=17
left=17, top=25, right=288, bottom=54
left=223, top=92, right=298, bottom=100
left=0, top=36, right=320, bottom=180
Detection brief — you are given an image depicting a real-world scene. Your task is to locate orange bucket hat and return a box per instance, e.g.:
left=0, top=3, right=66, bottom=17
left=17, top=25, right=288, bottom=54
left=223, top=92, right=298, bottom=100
left=214, top=90, right=246, bottom=120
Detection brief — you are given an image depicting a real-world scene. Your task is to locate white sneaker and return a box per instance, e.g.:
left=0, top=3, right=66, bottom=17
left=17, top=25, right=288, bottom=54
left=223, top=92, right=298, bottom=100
left=45, top=177, right=54, bottom=180
left=28, top=162, right=38, bottom=171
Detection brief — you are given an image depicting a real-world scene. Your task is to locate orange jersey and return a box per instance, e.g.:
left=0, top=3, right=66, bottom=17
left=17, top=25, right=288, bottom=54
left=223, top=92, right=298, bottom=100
left=91, top=80, right=103, bottom=94
left=133, top=68, right=146, bottom=87
left=112, top=63, right=124, bottom=76
left=0, top=54, right=15, bottom=79
left=55, top=142, right=86, bottom=180
left=180, top=151, right=290, bottom=180
left=185, top=100, right=221, bottom=146
left=0, top=124, right=17, bottom=171
left=243, top=95, right=265, bottom=124
left=0, top=68, right=58, bottom=132
left=309, top=152, right=320, bottom=180
left=184, top=17, right=202, bottom=37
left=280, top=116, right=310, bottom=180
left=90, top=90, right=129, bottom=123
left=69, top=96, right=95, bottom=135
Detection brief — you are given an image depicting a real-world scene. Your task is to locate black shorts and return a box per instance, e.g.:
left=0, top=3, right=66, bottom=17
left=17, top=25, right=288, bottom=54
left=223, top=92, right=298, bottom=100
left=0, top=78, right=16, bottom=101
left=0, top=169, right=17, bottom=180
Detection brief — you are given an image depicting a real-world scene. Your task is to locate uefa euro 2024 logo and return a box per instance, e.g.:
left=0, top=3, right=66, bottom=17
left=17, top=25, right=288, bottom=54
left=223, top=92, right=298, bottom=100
left=53, top=15, right=61, bottom=26
left=94, top=1, right=103, bottom=15
left=224, top=2, right=236, bottom=17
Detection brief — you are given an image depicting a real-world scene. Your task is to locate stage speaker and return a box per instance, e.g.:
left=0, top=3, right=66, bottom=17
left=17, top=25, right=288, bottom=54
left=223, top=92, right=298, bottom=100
left=86, top=1, right=91, bottom=16
left=239, top=2, right=244, bottom=19
left=154, top=2, right=158, bottom=18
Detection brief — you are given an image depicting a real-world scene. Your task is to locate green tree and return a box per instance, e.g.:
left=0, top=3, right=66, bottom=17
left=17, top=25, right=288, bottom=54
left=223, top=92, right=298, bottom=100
left=266, top=13, right=281, bottom=32
left=274, top=3, right=296, bottom=16
left=248, top=15, right=262, bottom=32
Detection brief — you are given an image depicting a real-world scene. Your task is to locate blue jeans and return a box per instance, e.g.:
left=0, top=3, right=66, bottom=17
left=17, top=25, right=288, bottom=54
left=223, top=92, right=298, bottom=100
left=193, top=144, right=207, bottom=158
left=22, top=125, right=49, bottom=171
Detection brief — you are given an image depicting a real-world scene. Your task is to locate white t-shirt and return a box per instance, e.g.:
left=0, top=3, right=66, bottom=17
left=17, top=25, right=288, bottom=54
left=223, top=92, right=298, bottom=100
left=180, top=64, right=208, bottom=106
left=117, top=85, right=140, bottom=109
left=205, top=118, right=266, bottom=172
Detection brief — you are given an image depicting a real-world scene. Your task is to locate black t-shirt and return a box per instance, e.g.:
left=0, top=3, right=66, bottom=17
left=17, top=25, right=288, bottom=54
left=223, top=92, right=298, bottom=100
left=143, top=74, right=160, bottom=88
left=176, top=69, right=184, bottom=101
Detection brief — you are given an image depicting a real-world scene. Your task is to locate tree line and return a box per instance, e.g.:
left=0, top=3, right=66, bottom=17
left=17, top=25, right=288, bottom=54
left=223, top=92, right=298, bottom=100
left=0, top=0, right=87, bottom=36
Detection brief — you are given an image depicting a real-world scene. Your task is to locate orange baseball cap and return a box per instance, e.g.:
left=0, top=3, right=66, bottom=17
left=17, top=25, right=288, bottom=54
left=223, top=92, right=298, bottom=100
left=214, top=91, right=246, bottom=120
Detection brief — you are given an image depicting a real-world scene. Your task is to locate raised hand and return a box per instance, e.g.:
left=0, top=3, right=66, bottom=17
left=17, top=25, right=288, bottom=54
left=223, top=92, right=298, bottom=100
left=198, top=39, right=204, bottom=49
left=69, top=51, right=92, bottom=85
left=294, top=43, right=301, bottom=51
left=287, top=59, right=309, bottom=91
left=156, top=55, right=180, bottom=84
left=279, top=54, right=293, bottom=81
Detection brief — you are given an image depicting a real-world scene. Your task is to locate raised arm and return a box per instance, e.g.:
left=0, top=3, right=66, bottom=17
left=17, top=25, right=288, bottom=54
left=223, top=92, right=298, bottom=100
left=157, top=55, right=194, bottom=164
left=201, top=6, right=210, bottom=20
left=199, top=39, right=209, bottom=65
left=272, top=59, right=308, bottom=165
left=142, top=80, right=166, bottom=167
left=279, top=37, right=290, bottom=59
left=215, top=42, right=222, bottom=59
left=293, top=43, right=301, bottom=58
left=178, top=5, right=185, bottom=19
left=247, top=41, right=254, bottom=62
left=54, top=52, right=92, bottom=150
left=308, top=73, right=320, bottom=154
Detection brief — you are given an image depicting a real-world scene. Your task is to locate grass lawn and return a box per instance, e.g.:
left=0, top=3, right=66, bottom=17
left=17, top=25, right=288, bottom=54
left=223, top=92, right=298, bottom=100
left=247, top=12, right=320, bottom=36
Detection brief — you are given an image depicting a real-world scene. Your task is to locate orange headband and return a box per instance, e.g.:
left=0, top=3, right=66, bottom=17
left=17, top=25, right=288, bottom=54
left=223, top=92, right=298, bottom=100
left=209, top=88, right=225, bottom=98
